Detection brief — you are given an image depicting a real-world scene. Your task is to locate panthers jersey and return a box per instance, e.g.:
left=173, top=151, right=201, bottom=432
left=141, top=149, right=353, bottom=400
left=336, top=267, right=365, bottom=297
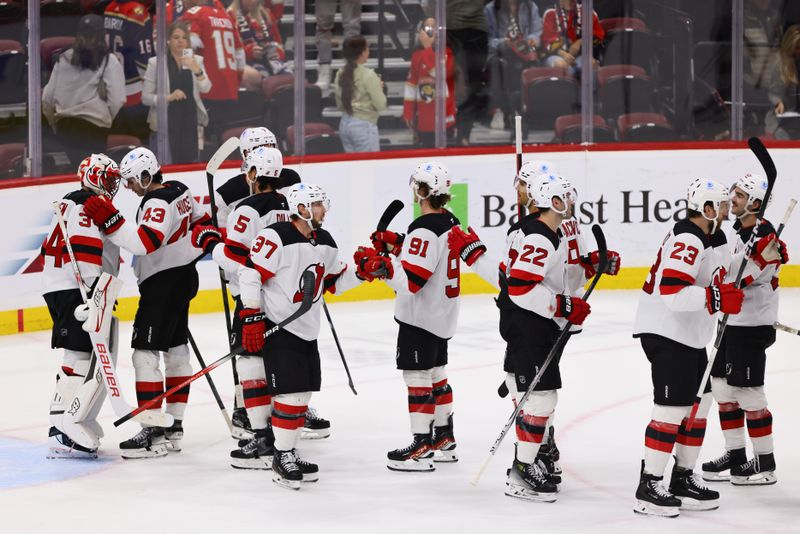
left=387, top=211, right=461, bottom=340
left=727, top=219, right=780, bottom=327
left=42, top=190, right=120, bottom=294
left=106, top=181, right=207, bottom=283
left=497, top=214, right=569, bottom=326
left=211, top=191, right=291, bottom=296
left=214, top=173, right=249, bottom=228
left=104, top=0, right=153, bottom=106
left=238, top=222, right=360, bottom=341
left=633, top=220, right=729, bottom=349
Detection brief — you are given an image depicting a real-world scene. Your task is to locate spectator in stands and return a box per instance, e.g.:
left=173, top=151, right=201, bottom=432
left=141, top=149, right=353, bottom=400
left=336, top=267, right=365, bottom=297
left=485, top=0, right=543, bottom=130
left=767, top=24, right=800, bottom=139
left=104, top=0, right=154, bottom=143
left=743, top=0, right=782, bottom=131
left=142, top=21, right=212, bottom=164
left=315, top=0, right=362, bottom=94
left=228, top=0, right=290, bottom=92
left=42, top=15, right=125, bottom=168
left=541, top=0, right=605, bottom=78
left=181, top=0, right=245, bottom=145
left=403, top=17, right=456, bottom=147
left=431, top=0, right=489, bottom=146
left=335, top=35, right=386, bottom=152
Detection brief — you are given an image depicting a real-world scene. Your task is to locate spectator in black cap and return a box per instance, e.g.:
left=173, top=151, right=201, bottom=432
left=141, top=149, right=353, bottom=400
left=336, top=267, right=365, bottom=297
left=43, top=15, right=125, bottom=168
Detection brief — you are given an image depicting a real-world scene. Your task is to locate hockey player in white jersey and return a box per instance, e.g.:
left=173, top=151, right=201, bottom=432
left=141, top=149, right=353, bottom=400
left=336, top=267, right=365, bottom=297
left=632, top=178, right=745, bottom=517
left=236, top=183, right=388, bottom=489
left=702, top=174, right=788, bottom=486
left=83, top=147, right=209, bottom=458
left=191, top=146, right=293, bottom=466
left=43, top=154, right=122, bottom=458
left=369, top=162, right=466, bottom=472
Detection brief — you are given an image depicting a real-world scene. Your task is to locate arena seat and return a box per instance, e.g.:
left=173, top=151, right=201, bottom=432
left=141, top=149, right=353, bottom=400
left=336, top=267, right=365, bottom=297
left=521, top=66, right=580, bottom=129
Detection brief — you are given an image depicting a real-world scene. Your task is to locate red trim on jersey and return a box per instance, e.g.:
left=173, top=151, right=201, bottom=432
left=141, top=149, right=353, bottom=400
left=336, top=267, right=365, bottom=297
left=659, top=268, right=696, bottom=295
left=252, top=263, right=275, bottom=284
left=223, top=240, right=250, bottom=265
left=138, top=225, right=164, bottom=253
left=401, top=260, right=433, bottom=293
left=740, top=274, right=755, bottom=288
left=507, top=268, right=544, bottom=295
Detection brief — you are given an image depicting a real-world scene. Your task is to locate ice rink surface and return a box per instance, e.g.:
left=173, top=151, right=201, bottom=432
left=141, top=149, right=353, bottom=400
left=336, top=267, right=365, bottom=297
left=2, top=290, right=800, bottom=533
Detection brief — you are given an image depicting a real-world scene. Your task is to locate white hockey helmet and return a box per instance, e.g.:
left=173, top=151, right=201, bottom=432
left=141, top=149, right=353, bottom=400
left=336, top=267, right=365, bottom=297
left=286, top=183, right=330, bottom=222
left=530, top=173, right=576, bottom=216
left=120, top=147, right=160, bottom=189
left=515, top=159, right=558, bottom=187
left=687, top=178, right=729, bottom=232
left=78, top=153, right=121, bottom=199
left=240, top=127, right=278, bottom=157
left=244, top=146, right=283, bottom=181
left=730, top=172, right=770, bottom=215
left=410, top=161, right=451, bottom=200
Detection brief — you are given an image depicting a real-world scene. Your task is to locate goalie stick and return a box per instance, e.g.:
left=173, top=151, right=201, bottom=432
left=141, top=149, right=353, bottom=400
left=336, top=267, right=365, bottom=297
left=685, top=137, right=779, bottom=431
left=52, top=201, right=173, bottom=428
left=471, top=224, right=609, bottom=486
left=114, top=271, right=317, bottom=427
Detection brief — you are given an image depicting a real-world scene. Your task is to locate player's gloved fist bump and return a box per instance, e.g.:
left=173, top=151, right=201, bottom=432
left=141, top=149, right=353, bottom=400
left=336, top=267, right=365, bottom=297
left=191, top=224, right=223, bottom=254
left=751, top=233, right=783, bottom=269
left=354, top=246, right=393, bottom=281
left=705, top=283, right=744, bottom=315
left=448, top=226, right=487, bottom=266
left=591, top=249, right=621, bottom=276
left=554, top=294, right=591, bottom=325
left=84, top=195, right=125, bottom=234
left=239, top=308, right=267, bottom=353
left=370, top=230, right=405, bottom=256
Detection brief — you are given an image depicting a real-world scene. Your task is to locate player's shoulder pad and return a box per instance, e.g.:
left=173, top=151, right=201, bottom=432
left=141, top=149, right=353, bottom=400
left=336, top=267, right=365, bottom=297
left=64, top=189, right=94, bottom=205
left=521, top=218, right=559, bottom=250
left=312, top=229, right=337, bottom=249
left=239, top=191, right=289, bottom=215
left=672, top=219, right=711, bottom=249
left=512, top=211, right=542, bottom=236
left=217, top=174, right=249, bottom=205
left=408, top=210, right=459, bottom=237
left=267, top=221, right=306, bottom=246
left=143, top=181, right=189, bottom=203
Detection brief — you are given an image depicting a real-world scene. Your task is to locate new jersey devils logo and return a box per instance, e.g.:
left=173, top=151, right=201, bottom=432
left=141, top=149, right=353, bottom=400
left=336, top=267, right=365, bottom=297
left=293, top=264, right=325, bottom=303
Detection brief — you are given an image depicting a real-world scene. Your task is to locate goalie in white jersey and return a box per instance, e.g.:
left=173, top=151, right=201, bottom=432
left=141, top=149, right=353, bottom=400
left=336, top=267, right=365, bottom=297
left=631, top=178, right=744, bottom=517
left=236, top=183, right=389, bottom=489
left=84, top=147, right=209, bottom=458
left=42, top=154, right=122, bottom=458
left=702, top=174, right=789, bottom=486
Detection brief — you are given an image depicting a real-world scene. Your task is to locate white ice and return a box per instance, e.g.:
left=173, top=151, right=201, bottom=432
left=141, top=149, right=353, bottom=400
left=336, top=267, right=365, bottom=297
left=2, top=290, right=799, bottom=533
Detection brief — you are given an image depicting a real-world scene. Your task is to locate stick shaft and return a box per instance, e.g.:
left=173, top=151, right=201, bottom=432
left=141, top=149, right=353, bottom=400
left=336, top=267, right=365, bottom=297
left=322, top=300, right=357, bottom=395
left=187, top=329, right=233, bottom=432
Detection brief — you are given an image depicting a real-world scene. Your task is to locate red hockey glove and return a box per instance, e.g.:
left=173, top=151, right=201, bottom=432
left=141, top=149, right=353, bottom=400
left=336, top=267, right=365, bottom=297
left=554, top=295, right=591, bottom=325
left=370, top=230, right=405, bottom=256
left=354, top=246, right=394, bottom=281
left=581, top=250, right=621, bottom=277
left=191, top=224, right=223, bottom=254
left=706, top=283, right=744, bottom=315
left=448, top=225, right=487, bottom=267
left=750, top=233, right=783, bottom=269
left=778, top=238, right=789, bottom=265
left=239, top=308, right=266, bottom=353
left=84, top=195, right=125, bottom=234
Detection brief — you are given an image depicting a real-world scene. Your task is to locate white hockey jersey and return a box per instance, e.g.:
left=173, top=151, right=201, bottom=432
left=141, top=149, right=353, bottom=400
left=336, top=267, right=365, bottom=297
left=42, top=190, right=120, bottom=294
left=633, top=220, right=729, bottom=349
left=106, top=181, right=207, bottom=283
left=727, top=219, right=780, bottom=327
left=387, top=211, right=461, bottom=340
left=497, top=214, right=569, bottom=326
left=238, top=222, right=361, bottom=341
left=214, top=173, right=250, bottom=228
left=211, top=191, right=291, bottom=297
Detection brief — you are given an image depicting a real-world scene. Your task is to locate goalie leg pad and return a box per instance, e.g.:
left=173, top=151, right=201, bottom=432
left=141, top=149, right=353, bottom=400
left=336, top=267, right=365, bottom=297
left=61, top=356, right=106, bottom=450
left=49, top=353, right=88, bottom=430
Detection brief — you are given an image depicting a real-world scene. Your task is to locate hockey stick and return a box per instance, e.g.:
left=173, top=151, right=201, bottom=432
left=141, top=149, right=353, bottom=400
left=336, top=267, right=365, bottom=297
left=471, top=224, right=608, bottom=486
left=114, top=271, right=317, bottom=427
left=205, top=136, right=243, bottom=402
left=774, top=322, right=800, bottom=336
left=187, top=329, right=233, bottom=432
left=52, top=201, right=173, bottom=428
left=515, top=114, right=524, bottom=220
left=378, top=200, right=405, bottom=235
left=322, top=301, right=357, bottom=395
left=685, top=137, right=778, bottom=431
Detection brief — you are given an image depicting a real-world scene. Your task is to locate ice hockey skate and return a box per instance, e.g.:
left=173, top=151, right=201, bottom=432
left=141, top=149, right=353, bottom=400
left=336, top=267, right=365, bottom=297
left=231, top=406, right=255, bottom=440
left=272, top=449, right=303, bottom=490
left=46, top=427, right=97, bottom=459
left=504, top=447, right=559, bottom=502
left=119, top=427, right=168, bottom=459
left=165, top=420, right=183, bottom=453
left=669, top=464, right=720, bottom=511
left=231, top=430, right=274, bottom=470
left=633, top=461, right=681, bottom=517
left=431, top=414, right=458, bottom=463
left=730, top=453, right=777, bottom=486
left=702, top=448, right=746, bottom=482
left=537, top=426, right=562, bottom=476
left=295, top=453, right=319, bottom=483
left=301, top=407, right=331, bottom=440
left=387, top=433, right=435, bottom=472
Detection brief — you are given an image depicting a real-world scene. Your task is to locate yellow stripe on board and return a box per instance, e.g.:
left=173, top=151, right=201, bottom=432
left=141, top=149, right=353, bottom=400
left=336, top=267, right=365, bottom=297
left=3, top=265, right=799, bottom=336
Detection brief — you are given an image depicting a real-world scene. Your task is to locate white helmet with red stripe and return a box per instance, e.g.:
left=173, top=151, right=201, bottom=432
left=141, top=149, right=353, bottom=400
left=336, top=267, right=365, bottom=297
left=78, top=153, right=121, bottom=199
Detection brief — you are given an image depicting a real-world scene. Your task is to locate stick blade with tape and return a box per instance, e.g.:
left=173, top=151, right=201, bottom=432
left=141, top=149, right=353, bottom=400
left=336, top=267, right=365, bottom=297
left=206, top=136, right=240, bottom=177
left=748, top=137, right=777, bottom=183
left=591, top=224, right=608, bottom=275
left=377, top=200, right=404, bottom=232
